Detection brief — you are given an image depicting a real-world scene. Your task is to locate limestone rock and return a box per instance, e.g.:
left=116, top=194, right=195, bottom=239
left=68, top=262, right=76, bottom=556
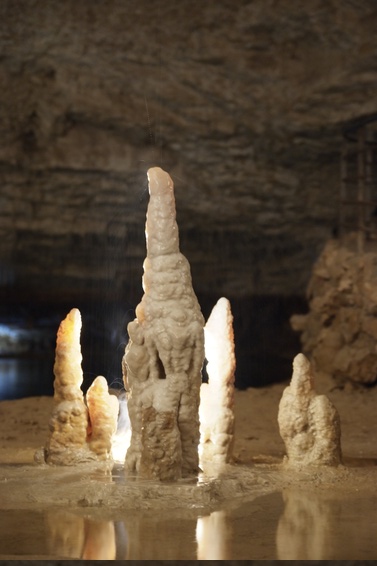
left=44, top=308, right=91, bottom=464
left=86, top=375, right=119, bottom=459
left=292, top=236, right=377, bottom=384
left=44, top=308, right=119, bottom=464
left=139, top=407, right=182, bottom=481
left=278, top=353, right=342, bottom=467
left=123, top=167, right=205, bottom=480
left=2, top=2, right=377, bottom=303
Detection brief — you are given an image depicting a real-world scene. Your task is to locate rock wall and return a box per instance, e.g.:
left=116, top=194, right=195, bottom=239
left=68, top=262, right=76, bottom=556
left=291, top=235, right=377, bottom=385
left=1, top=1, right=377, bottom=303
left=2, top=1, right=377, bottom=388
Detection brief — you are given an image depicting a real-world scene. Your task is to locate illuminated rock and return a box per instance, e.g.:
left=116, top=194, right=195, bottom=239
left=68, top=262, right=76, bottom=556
left=86, top=375, right=119, bottom=459
left=44, top=308, right=91, bottom=464
left=278, top=353, right=342, bottom=467
left=123, top=167, right=205, bottom=480
left=199, top=297, right=235, bottom=466
left=44, top=308, right=118, bottom=464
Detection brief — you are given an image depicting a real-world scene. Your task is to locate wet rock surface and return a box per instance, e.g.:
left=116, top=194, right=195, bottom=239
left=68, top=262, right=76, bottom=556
left=1, top=374, right=377, bottom=558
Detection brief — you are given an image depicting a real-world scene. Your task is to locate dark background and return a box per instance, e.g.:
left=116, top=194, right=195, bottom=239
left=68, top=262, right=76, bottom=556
left=2, top=0, right=377, bottom=398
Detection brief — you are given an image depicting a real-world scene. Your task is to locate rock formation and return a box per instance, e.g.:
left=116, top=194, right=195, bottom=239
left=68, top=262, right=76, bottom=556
left=44, top=308, right=119, bottom=464
left=123, top=167, right=205, bottom=480
left=86, top=375, right=119, bottom=459
left=199, top=297, right=235, bottom=466
left=3, top=2, right=377, bottom=307
left=278, top=353, right=342, bottom=467
left=291, top=235, right=377, bottom=384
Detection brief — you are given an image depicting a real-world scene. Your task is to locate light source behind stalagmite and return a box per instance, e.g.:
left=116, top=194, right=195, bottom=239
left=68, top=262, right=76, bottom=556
left=199, top=297, right=236, bottom=466
left=123, top=167, right=205, bottom=480
left=41, top=168, right=237, bottom=478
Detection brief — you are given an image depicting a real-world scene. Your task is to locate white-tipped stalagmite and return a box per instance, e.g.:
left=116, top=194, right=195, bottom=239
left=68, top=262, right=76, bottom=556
left=123, top=167, right=205, bottom=480
left=278, top=353, right=342, bottom=467
left=44, top=308, right=119, bottom=464
left=199, top=297, right=236, bottom=466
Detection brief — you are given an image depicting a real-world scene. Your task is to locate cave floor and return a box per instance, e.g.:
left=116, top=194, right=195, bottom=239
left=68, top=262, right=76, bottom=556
left=0, top=374, right=377, bottom=560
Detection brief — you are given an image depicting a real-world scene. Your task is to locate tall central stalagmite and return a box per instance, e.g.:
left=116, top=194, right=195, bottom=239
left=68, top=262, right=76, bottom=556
left=123, top=167, right=205, bottom=480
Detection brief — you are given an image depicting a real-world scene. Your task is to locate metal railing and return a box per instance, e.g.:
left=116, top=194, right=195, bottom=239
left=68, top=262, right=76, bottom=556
left=340, top=115, right=377, bottom=252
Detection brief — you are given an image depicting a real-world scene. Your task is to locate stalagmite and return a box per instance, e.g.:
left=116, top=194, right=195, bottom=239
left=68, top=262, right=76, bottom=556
left=278, top=353, right=342, bottom=467
left=44, top=308, right=90, bottom=465
left=44, top=308, right=119, bottom=464
left=86, top=376, right=119, bottom=459
left=123, top=167, right=205, bottom=480
left=199, top=297, right=235, bottom=466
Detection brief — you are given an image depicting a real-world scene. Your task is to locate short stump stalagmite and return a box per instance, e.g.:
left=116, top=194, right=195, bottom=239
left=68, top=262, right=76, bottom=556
left=278, top=353, right=342, bottom=467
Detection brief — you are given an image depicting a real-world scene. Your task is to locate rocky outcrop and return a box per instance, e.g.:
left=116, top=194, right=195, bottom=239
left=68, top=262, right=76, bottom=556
left=291, top=235, right=377, bottom=384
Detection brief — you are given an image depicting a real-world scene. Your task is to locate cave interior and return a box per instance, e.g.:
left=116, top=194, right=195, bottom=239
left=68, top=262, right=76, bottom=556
left=2, top=1, right=377, bottom=397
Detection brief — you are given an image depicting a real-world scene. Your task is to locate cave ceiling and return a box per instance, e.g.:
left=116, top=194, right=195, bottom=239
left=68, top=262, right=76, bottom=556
left=1, top=0, right=377, bottom=303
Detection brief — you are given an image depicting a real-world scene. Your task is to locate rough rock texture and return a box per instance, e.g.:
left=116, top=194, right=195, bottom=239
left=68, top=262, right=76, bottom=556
left=278, top=353, right=342, bottom=467
left=44, top=308, right=119, bottom=464
left=123, top=167, right=204, bottom=480
left=2, top=387, right=377, bottom=559
left=199, top=297, right=235, bottom=466
left=2, top=1, right=377, bottom=304
left=86, top=375, right=119, bottom=459
left=291, top=235, right=377, bottom=384
left=44, top=308, right=90, bottom=464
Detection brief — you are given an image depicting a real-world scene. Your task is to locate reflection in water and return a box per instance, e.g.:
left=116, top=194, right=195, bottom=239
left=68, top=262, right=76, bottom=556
left=81, top=520, right=116, bottom=560
left=276, top=488, right=377, bottom=560
left=46, top=511, right=83, bottom=558
left=46, top=508, right=232, bottom=560
left=2, top=489, right=377, bottom=559
left=276, top=489, right=334, bottom=560
left=196, top=510, right=231, bottom=560
left=46, top=511, right=122, bottom=559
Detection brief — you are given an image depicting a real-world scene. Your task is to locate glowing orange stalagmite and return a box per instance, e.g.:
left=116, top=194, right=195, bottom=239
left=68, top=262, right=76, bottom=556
left=43, top=308, right=119, bottom=465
